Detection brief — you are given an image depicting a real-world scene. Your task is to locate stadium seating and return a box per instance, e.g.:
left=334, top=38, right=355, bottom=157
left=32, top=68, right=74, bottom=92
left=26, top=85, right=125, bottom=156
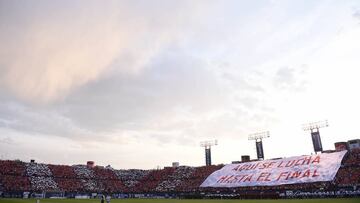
left=0, top=150, right=359, bottom=197
left=0, top=175, right=30, bottom=192
left=48, top=164, right=82, bottom=192
left=177, top=165, right=223, bottom=192
left=26, top=163, right=58, bottom=191
left=155, top=166, right=195, bottom=192
left=344, top=148, right=360, bottom=165
left=72, top=165, right=98, bottom=191
left=0, top=160, right=26, bottom=176
left=114, top=169, right=149, bottom=192
left=0, top=160, right=31, bottom=191
left=92, top=166, right=126, bottom=192
left=133, top=167, right=176, bottom=192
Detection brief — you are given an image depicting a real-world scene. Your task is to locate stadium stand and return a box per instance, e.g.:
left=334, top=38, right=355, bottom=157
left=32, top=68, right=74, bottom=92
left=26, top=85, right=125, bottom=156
left=155, top=166, right=195, bottom=192
left=72, top=165, right=98, bottom=191
left=177, top=165, right=223, bottom=192
left=0, top=160, right=30, bottom=192
left=0, top=149, right=359, bottom=199
left=47, top=164, right=82, bottom=192
left=335, top=148, right=360, bottom=187
left=114, top=169, right=149, bottom=192
left=133, top=167, right=175, bottom=193
left=92, top=166, right=126, bottom=193
left=26, top=163, right=58, bottom=191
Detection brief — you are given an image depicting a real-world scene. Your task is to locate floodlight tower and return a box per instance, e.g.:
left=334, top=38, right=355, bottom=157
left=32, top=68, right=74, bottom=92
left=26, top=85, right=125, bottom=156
left=302, top=120, right=329, bottom=154
left=200, top=140, right=218, bottom=166
left=248, top=131, right=270, bottom=160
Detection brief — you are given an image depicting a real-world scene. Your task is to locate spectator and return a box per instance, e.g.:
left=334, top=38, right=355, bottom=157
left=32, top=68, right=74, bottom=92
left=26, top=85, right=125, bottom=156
left=26, top=163, right=58, bottom=191
left=0, top=149, right=359, bottom=195
left=73, top=165, right=98, bottom=191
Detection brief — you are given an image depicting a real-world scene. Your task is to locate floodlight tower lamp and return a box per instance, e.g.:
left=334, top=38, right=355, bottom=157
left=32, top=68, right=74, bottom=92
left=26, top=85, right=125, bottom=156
left=248, top=131, right=270, bottom=141
left=302, top=120, right=329, bottom=132
left=200, top=140, right=218, bottom=149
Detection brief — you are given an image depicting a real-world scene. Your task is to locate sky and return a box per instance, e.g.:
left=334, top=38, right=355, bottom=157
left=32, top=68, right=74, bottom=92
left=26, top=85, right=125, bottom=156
left=1, top=0, right=360, bottom=169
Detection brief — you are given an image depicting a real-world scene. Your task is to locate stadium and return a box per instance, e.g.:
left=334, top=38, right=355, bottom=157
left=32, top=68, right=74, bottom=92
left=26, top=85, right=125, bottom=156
left=1, top=134, right=359, bottom=202
left=2, top=0, right=360, bottom=203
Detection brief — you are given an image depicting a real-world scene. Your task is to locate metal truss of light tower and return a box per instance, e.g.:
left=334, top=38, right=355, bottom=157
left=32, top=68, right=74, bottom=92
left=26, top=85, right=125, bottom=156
left=200, top=140, right=218, bottom=166
left=302, top=120, right=329, bottom=154
left=248, top=131, right=270, bottom=160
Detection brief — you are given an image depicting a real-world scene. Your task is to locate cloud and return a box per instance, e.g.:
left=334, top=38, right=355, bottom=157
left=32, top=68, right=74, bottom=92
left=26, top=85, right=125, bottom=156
left=0, top=101, right=91, bottom=140
left=0, top=136, right=14, bottom=145
left=354, top=10, right=360, bottom=21
left=0, top=0, right=206, bottom=103
left=273, top=65, right=308, bottom=91
left=0, top=1, right=118, bottom=102
left=0, top=46, right=224, bottom=145
left=0, top=0, right=226, bottom=147
left=60, top=48, right=224, bottom=136
left=275, top=67, right=295, bottom=85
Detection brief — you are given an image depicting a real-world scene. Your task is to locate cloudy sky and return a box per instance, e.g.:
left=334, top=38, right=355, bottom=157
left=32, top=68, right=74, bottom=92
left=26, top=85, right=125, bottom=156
left=1, top=0, right=360, bottom=169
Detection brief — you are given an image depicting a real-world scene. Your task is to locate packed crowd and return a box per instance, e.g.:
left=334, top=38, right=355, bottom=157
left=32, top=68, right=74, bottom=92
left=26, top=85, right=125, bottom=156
left=28, top=176, right=58, bottom=191
left=0, top=160, right=26, bottom=176
left=47, top=165, right=82, bottom=192
left=178, top=165, right=223, bottom=192
left=343, top=148, right=360, bottom=165
left=0, top=175, right=30, bottom=191
left=72, top=165, right=98, bottom=191
left=335, top=149, right=360, bottom=187
left=155, top=166, right=195, bottom=192
left=133, top=167, right=176, bottom=192
left=26, top=163, right=58, bottom=191
left=93, top=167, right=125, bottom=192
left=0, top=150, right=359, bottom=194
left=114, top=169, right=149, bottom=189
left=0, top=160, right=30, bottom=191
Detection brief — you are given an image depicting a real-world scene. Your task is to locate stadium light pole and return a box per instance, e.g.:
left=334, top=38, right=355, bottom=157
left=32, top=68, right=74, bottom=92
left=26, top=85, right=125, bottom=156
left=200, top=140, right=218, bottom=166
left=302, top=120, right=329, bottom=154
left=248, top=131, right=270, bottom=160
